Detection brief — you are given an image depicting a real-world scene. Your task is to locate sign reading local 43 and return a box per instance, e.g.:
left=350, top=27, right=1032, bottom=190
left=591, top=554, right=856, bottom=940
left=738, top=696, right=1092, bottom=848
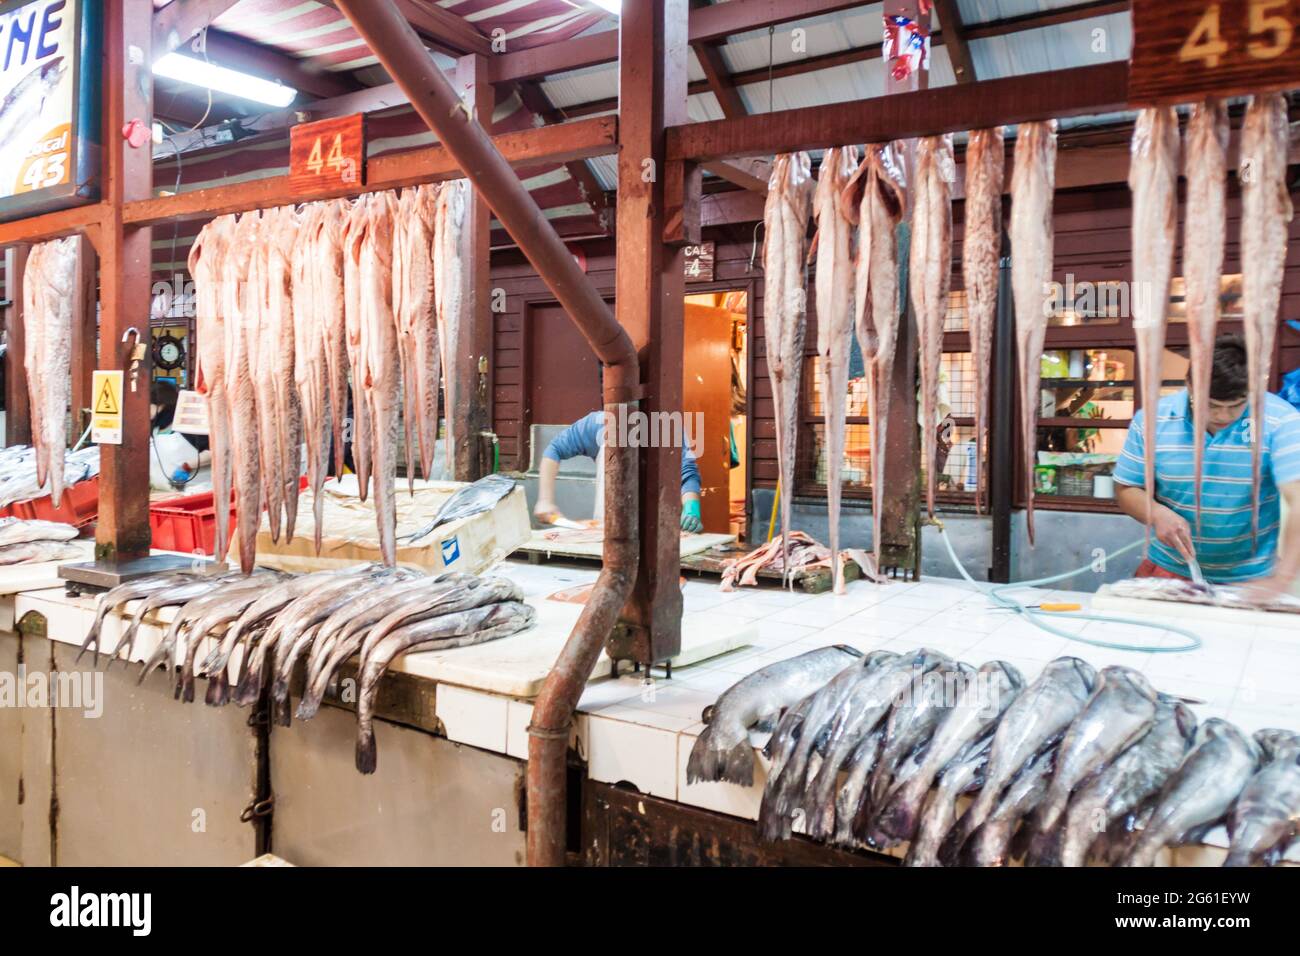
left=0, top=0, right=101, bottom=222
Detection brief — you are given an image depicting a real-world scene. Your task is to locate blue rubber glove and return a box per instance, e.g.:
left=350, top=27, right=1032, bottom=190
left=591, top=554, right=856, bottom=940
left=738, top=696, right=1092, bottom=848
left=681, top=498, right=702, bottom=533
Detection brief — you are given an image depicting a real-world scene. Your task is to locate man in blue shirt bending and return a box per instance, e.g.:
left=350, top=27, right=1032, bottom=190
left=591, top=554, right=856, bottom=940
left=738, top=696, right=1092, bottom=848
left=1113, top=334, right=1300, bottom=597
left=534, top=410, right=704, bottom=532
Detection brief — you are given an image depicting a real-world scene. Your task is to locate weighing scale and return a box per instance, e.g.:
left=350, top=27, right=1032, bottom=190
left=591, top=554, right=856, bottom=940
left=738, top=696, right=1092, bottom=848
left=58, top=554, right=226, bottom=596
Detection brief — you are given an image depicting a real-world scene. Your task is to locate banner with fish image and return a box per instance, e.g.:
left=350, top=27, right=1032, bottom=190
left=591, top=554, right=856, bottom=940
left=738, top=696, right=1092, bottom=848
left=0, top=0, right=100, bottom=222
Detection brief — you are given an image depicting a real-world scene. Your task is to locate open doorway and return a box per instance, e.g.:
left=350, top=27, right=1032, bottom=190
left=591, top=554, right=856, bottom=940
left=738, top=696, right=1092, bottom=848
left=683, top=290, right=747, bottom=537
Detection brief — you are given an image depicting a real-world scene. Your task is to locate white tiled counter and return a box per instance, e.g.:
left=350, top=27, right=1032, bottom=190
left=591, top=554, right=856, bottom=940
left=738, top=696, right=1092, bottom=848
left=10, top=554, right=1300, bottom=866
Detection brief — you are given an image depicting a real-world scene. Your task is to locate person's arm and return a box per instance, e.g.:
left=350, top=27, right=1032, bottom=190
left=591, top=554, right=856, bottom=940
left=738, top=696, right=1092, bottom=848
left=1115, top=484, right=1194, bottom=561
left=1246, top=481, right=1300, bottom=598
left=534, top=414, right=603, bottom=520
left=535, top=457, right=563, bottom=520
left=1111, top=413, right=1195, bottom=562
left=680, top=442, right=703, bottom=532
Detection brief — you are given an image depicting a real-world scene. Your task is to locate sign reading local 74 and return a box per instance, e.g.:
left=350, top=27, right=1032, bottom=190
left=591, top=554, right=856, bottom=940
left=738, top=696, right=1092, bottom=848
left=1130, top=0, right=1300, bottom=103
left=0, top=0, right=101, bottom=222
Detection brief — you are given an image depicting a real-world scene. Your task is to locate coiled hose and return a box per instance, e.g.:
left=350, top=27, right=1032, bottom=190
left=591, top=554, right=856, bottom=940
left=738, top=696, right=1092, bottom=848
left=931, top=522, right=1202, bottom=654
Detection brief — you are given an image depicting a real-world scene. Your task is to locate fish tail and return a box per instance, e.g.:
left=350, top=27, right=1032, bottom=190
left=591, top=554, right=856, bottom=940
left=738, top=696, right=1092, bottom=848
left=272, top=693, right=293, bottom=728
left=685, top=727, right=755, bottom=786
left=356, top=722, right=378, bottom=774
left=205, top=671, right=229, bottom=707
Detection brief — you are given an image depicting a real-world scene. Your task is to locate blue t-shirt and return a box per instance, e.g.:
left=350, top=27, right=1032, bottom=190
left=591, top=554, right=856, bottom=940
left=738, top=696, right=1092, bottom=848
left=1113, top=390, right=1300, bottom=582
left=543, top=411, right=702, bottom=495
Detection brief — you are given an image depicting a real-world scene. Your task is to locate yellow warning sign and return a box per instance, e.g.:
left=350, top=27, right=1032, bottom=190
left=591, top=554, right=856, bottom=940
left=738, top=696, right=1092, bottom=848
left=91, top=370, right=124, bottom=445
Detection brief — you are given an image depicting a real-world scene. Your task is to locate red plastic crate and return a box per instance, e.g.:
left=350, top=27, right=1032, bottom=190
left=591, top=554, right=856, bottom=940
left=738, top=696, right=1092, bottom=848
left=150, top=488, right=236, bottom=557
left=9, top=476, right=100, bottom=529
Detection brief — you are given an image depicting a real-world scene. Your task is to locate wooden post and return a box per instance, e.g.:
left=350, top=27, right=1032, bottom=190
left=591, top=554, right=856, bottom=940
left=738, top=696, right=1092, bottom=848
left=454, top=53, right=495, bottom=481
left=94, top=0, right=155, bottom=560
left=876, top=0, right=929, bottom=577
left=3, top=245, right=32, bottom=447
left=614, top=0, right=688, bottom=665
left=70, top=236, right=98, bottom=444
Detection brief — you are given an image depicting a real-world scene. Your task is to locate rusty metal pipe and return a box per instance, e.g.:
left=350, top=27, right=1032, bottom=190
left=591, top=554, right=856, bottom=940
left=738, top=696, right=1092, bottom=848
left=333, top=0, right=641, bottom=867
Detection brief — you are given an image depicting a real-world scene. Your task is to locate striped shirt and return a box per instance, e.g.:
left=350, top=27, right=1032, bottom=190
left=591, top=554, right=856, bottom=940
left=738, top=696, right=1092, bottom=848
left=1113, top=390, right=1300, bottom=582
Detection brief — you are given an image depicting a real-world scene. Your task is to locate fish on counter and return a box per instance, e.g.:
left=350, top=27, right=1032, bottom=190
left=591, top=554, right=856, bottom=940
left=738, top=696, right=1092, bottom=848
left=1056, top=698, right=1198, bottom=867
left=400, top=473, right=518, bottom=544
left=1240, top=93, right=1294, bottom=543
left=1128, top=107, right=1181, bottom=543
left=355, top=599, right=537, bottom=774
left=718, top=531, right=843, bottom=592
left=686, top=645, right=862, bottom=786
left=1033, top=667, right=1160, bottom=838
left=940, top=656, right=1096, bottom=861
left=78, top=572, right=205, bottom=667
left=910, top=134, right=955, bottom=520
left=0, top=517, right=79, bottom=546
left=1182, top=100, right=1230, bottom=533
left=1125, top=718, right=1260, bottom=867
left=0, top=540, right=82, bottom=566
left=1224, top=730, right=1300, bottom=867
left=1108, top=575, right=1300, bottom=612
left=872, top=660, right=1023, bottom=846
left=962, top=128, right=1005, bottom=514
left=762, top=153, right=815, bottom=583
left=1009, top=121, right=1057, bottom=545
left=811, top=145, right=859, bottom=594
left=21, top=237, right=78, bottom=508
left=964, top=746, right=1057, bottom=867
left=905, top=736, right=991, bottom=867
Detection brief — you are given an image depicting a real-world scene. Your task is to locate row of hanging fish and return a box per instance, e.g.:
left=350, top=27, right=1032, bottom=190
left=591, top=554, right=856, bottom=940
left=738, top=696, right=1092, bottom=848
left=0, top=444, right=98, bottom=509
left=78, top=564, right=535, bottom=773
left=688, top=646, right=1300, bottom=866
left=188, top=180, right=470, bottom=572
left=19, top=237, right=78, bottom=508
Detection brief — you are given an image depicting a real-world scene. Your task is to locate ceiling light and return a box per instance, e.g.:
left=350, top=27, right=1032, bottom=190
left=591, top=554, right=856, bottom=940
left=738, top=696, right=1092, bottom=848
left=152, top=52, right=298, bottom=108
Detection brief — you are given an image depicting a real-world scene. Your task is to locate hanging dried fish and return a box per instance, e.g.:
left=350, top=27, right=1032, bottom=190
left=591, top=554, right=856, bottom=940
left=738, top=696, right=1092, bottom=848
left=962, top=128, right=1005, bottom=515
left=812, top=145, right=859, bottom=594
left=762, top=152, right=814, bottom=582
left=1129, top=107, right=1180, bottom=543
left=1240, top=93, right=1294, bottom=544
left=910, top=134, right=955, bottom=519
left=1010, top=121, right=1057, bottom=546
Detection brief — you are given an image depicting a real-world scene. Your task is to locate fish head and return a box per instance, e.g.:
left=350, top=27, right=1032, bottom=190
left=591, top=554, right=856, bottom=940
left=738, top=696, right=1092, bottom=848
left=38, top=55, right=67, bottom=90
left=1045, top=655, right=1099, bottom=695
left=1253, top=728, right=1300, bottom=763
left=1099, top=665, right=1159, bottom=703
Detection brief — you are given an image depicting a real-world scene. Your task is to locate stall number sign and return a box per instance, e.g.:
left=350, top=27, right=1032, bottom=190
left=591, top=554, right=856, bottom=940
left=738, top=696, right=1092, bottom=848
left=685, top=242, right=715, bottom=282
left=289, top=113, right=365, bottom=194
left=0, top=0, right=78, bottom=200
left=91, top=370, right=123, bottom=445
left=1130, top=0, right=1300, bottom=103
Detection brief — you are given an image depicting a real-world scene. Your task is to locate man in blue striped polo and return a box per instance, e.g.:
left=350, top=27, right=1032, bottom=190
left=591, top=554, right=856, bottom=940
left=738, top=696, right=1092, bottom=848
left=1114, top=334, right=1300, bottom=596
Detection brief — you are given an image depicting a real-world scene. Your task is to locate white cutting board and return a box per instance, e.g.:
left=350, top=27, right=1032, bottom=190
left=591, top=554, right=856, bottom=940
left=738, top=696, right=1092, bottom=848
left=1093, top=583, right=1300, bottom=632
left=387, top=597, right=752, bottom=697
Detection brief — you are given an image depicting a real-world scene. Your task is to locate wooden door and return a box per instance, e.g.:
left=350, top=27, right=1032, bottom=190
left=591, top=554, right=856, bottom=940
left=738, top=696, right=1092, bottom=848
left=684, top=302, right=735, bottom=533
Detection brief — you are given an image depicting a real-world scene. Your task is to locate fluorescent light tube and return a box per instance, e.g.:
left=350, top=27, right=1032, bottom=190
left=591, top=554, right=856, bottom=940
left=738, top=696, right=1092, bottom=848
left=153, top=52, right=298, bottom=108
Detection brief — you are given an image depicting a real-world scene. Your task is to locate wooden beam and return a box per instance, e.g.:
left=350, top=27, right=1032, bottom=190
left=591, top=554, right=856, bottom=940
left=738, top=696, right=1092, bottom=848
left=399, top=0, right=491, bottom=56
left=203, top=29, right=358, bottom=99
left=933, top=0, right=976, bottom=83
left=153, top=0, right=242, bottom=55
left=617, top=0, right=689, bottom=664
left=702, top=157, right=770, bottom=192
left=688, top=0, right=872, bottom=44
left=699, top=187, right=764, bottom=227
left=2, top=245, right=31, bottom=447
left=690, top=0, right=747, bottom=119
left=454, top=54, right=494, bottom=480
left=668, top=62, right=1130, bottom=161
left=964, top=0, right=1129, bottom=39
left=515, top=83, right=613, bottom=234
left=98, top=0, right=157, bottom=560
left=129, top=115, right=619, bottom=225
left=0, top=204, right=102, bottom=248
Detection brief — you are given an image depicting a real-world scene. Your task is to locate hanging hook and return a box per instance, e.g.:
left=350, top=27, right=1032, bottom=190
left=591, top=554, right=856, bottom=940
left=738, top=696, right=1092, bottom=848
left=121, top=326, right=140, bottom=347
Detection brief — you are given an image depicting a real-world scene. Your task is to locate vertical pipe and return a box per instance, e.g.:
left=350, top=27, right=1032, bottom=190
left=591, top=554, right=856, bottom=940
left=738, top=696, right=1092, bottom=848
left=330, top=0, right=641, bottom=867
left=988, top=232, right=1014, bottom=583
